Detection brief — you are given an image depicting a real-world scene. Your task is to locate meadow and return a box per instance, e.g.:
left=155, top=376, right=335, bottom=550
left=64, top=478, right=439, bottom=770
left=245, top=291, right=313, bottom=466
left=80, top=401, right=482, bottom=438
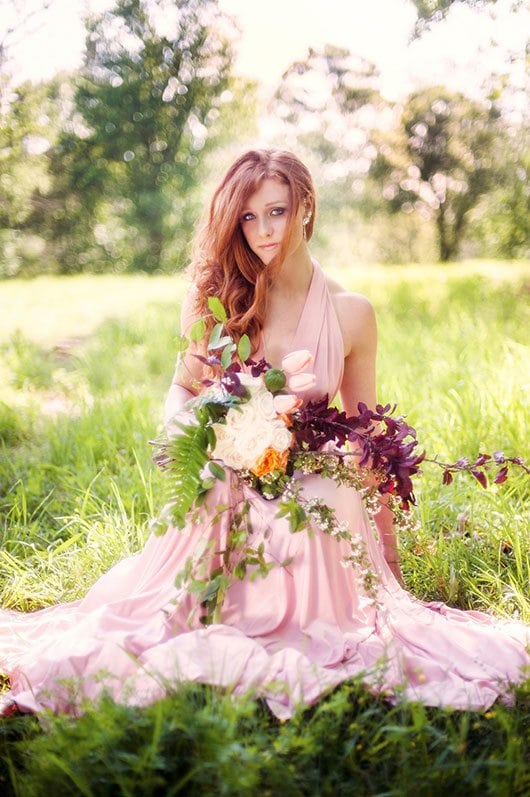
left=0, top=261, right=528, bottom=796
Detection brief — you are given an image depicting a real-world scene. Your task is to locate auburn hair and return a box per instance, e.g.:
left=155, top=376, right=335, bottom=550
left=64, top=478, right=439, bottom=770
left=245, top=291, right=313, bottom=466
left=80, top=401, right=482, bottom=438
left=189, top=149, right=316, bottom=350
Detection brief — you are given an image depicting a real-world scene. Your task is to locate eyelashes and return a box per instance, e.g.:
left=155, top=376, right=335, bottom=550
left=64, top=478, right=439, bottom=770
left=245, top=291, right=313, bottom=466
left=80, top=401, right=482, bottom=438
left=241, top=207, right=287, bottom=223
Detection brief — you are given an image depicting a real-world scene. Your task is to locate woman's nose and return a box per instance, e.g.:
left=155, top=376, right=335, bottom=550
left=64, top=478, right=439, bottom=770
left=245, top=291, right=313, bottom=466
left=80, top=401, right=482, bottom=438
left=258, top=215, right=272, bottom=237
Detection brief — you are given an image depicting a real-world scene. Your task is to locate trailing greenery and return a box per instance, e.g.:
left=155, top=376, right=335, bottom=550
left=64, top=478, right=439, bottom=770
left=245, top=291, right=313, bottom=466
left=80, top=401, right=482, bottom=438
left=0, top=263, right=528, bottom=794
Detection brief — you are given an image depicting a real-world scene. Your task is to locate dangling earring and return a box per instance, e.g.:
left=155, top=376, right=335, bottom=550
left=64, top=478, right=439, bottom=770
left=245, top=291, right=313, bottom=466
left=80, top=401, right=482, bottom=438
left=302, top=212, right=312, bottom=241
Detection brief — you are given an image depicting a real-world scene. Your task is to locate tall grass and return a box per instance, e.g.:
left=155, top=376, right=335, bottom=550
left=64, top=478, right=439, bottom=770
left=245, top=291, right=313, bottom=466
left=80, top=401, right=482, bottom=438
left=0, top=262, right=528, bottom=795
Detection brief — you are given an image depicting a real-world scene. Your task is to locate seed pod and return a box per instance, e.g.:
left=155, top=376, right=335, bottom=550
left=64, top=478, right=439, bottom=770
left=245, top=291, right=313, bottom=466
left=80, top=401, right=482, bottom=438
left=264, top=368, right=287, bottom=393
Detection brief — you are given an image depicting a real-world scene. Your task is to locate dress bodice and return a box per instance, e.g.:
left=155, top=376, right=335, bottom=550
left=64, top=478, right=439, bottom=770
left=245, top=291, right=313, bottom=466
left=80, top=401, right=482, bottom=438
left=251, top=260, right=344, bottom=403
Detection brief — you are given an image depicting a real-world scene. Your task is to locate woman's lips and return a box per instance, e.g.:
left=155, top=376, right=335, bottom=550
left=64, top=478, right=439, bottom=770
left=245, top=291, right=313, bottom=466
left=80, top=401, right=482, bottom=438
left=259, top=242, right=278, bottom=249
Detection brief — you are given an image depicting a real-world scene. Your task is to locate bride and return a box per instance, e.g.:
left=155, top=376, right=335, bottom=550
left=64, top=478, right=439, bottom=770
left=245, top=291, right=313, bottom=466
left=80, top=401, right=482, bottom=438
left=1, top=148, right=528, bottom=720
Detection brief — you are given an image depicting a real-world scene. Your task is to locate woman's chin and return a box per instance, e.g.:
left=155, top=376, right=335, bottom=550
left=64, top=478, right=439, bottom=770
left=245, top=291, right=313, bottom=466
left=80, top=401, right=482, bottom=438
left=257, top=251, right=277, bottom=266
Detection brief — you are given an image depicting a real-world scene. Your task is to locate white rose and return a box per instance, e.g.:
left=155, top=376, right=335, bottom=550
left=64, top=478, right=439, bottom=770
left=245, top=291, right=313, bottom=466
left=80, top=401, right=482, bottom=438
left=270, top=423, right=293, bottom=453
left=252, top=389, right=276, bottom=421
left=224, top=405, right=248, bottom=431
left=212, top=431, right=247, bottom=470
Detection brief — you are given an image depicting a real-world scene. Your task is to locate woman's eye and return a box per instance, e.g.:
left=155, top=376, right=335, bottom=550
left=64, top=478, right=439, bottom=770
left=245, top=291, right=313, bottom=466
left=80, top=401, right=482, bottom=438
left=241, top=207, right=286, bottom=223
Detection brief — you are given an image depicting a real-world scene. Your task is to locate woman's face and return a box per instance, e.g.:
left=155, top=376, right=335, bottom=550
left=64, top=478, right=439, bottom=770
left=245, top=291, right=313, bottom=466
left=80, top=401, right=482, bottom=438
left=239, top=177, right=303, bottom=265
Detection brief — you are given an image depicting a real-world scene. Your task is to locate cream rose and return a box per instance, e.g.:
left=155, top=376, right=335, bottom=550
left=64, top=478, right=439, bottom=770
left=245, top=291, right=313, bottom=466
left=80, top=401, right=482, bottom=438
left=211, top=376, right=293, bottom=471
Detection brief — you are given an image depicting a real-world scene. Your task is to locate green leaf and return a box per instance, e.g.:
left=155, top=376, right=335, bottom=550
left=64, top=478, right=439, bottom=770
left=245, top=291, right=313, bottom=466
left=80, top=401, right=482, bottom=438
left=237, top=334, right=251, bottom=362
left=201, top=576, right=223, bottom=601
left=208, top=461, right=226, bottom=481
left=208, top=297, right=228, bottom=323
left=206, top=425, right=217, bottom=449
left=276, top=498, right=307, bottom=533
left=188, top=579, right=208, bottom=593
left=290, top=503, right=307, bottom=533
left=209, top=335, right=233, bottom=352
left=220, top=342, right=234, bottom=369
left=174, top=334, right=189, bottom=353
left=189, top=318, right=205, bottom=342
left=207, top=323, right=223, bottom=350
left=234, top=562, right=247, bottom=579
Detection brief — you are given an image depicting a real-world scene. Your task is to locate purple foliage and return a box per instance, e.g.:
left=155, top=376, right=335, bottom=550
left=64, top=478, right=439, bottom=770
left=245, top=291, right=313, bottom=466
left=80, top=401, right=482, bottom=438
left=220, top=371, right=246, bottom=397
left=437, top=447, right=529, bottom=487
left=292, top=397, right=424, bottom=507
left=246, top=358, right=271, bottom=377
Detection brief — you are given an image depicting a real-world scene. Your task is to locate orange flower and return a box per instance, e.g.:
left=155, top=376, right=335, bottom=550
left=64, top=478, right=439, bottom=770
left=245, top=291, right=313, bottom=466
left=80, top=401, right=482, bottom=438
left=251, top=447, right=289, bottom=477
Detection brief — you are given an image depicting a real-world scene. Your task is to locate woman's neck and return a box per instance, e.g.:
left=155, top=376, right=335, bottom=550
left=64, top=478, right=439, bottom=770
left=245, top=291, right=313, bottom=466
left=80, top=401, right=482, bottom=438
left=271, top=242, right=314, bottom=298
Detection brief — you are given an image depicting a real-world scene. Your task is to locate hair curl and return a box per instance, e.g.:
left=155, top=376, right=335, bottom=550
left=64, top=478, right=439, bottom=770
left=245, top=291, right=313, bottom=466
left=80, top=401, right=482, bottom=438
left=189, top=149, right=316, bottom=351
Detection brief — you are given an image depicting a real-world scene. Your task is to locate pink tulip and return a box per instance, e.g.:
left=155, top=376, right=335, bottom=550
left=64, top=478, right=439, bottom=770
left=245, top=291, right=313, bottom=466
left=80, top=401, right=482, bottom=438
left=281, top=349, right=313, bottom=375
left=273, top=394, right=303, bottom=414
left=288, top=372, right=317, bottom=393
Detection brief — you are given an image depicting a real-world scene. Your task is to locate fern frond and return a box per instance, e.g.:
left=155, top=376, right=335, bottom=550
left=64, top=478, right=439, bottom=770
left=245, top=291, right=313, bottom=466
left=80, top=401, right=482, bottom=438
left=165, top=424, right=211, bottom=528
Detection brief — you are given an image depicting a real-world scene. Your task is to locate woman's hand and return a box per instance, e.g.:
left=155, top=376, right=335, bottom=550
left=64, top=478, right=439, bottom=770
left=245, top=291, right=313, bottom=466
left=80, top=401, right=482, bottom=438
left=374, top=499, right=404, bottom=586
left=163, top=383, right=196, bottom=436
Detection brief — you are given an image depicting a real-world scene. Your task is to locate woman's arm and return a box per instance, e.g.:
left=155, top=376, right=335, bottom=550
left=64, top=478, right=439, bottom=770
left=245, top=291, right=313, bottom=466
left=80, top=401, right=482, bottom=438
left=334, top=288, right=404, bottom=586
left=163, top=289, right=204, bottom=434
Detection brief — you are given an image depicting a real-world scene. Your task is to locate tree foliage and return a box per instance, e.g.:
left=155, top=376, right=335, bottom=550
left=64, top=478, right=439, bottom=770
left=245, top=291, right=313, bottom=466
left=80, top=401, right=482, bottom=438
left=269, top=45, right=390, bottom=257
left=44, top=0, right=236, bottom=273
left=0, top=76, right=66, bottom=276
left=467, top=128, right=530, bottom=258
left=0, top=80, right=51, bottom=230
left=370, top=86, right=503, bottom=261
left=272, top=45, right=382, bottom=175
left=411, top=0, right=502, bottom=35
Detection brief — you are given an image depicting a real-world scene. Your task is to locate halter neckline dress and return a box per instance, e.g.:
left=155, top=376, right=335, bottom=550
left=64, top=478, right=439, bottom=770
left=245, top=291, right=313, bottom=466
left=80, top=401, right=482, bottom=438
left=1, top=261, right=528, bottom=720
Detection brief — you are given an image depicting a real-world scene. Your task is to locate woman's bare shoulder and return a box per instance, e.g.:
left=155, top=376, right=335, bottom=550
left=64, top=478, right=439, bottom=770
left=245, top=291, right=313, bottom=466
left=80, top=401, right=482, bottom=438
left=325, top=274, right=375, bottom=324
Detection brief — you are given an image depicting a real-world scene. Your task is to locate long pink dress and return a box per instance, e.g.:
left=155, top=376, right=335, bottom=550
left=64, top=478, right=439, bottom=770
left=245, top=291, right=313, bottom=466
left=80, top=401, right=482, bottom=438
left=1, top=262, right=529, bottom=720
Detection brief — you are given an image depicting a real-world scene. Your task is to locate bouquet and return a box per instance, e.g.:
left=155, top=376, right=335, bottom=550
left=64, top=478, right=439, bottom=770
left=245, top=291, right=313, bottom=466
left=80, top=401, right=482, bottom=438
left=152, top=298, right=528, bottom=623
left=154, top=338, right=424, bottom=529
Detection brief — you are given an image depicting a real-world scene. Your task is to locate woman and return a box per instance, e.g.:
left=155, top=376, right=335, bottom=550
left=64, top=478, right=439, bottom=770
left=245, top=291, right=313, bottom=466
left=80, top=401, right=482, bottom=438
left=1, top=149, right=529, bottom=720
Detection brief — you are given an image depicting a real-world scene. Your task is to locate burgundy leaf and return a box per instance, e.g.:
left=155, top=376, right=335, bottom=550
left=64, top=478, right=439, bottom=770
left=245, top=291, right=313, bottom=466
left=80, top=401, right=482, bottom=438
left=247, top=358, right=271, bottom=376
left=494, top=466, right=508, bottom=484
left=473, top=453, right=491, bottom=467
left=442, top=470, right=453, bottom=485
left=225, top=362, right=242, bottom=373
left=471, top=469, right=488, bottom=489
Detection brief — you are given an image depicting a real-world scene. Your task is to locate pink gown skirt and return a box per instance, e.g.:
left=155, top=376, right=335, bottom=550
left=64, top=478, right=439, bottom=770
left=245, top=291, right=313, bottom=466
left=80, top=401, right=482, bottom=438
left=1, top=261, right=528, bottom=719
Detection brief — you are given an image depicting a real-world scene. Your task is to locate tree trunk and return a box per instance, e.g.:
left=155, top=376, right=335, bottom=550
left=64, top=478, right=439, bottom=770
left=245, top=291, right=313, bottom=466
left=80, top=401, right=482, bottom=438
left=436, top=204, right=451, bottom=261
left=435, top=203, right=460, bottom=261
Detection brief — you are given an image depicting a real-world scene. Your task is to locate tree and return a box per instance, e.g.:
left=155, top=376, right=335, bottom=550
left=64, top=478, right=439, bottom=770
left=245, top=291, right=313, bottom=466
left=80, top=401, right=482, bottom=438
left=466, top=126, right=530, bottom=258
left=269, top=45, right=390, bottom=252
left=46, top=0, right=236, bottom=273
left=0, top=76, right=65, bottom=276
left=271, top=45, right=383, bottom=175
left=370, top=86, right=502, bottom=261
left=411, top=0, right=501, bottom=35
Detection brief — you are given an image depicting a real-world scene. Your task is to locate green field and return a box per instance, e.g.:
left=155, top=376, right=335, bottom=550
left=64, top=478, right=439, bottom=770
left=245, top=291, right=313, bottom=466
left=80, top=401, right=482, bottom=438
left=0, top=262, right=529, bottom=795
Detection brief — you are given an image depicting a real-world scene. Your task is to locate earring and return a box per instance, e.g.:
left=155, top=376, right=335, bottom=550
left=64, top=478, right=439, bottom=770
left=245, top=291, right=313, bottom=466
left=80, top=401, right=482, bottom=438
left=302, top=213, right=311, bottom=240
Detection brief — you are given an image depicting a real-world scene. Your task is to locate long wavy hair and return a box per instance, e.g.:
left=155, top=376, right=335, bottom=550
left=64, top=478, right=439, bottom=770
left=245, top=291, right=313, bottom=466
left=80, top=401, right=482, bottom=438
left=189, top=149, right=316, bottom=350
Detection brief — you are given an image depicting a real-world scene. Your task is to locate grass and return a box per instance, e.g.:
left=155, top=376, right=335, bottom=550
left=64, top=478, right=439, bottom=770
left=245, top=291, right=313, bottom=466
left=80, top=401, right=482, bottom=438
left=0, top=260, right=529, bottom=795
